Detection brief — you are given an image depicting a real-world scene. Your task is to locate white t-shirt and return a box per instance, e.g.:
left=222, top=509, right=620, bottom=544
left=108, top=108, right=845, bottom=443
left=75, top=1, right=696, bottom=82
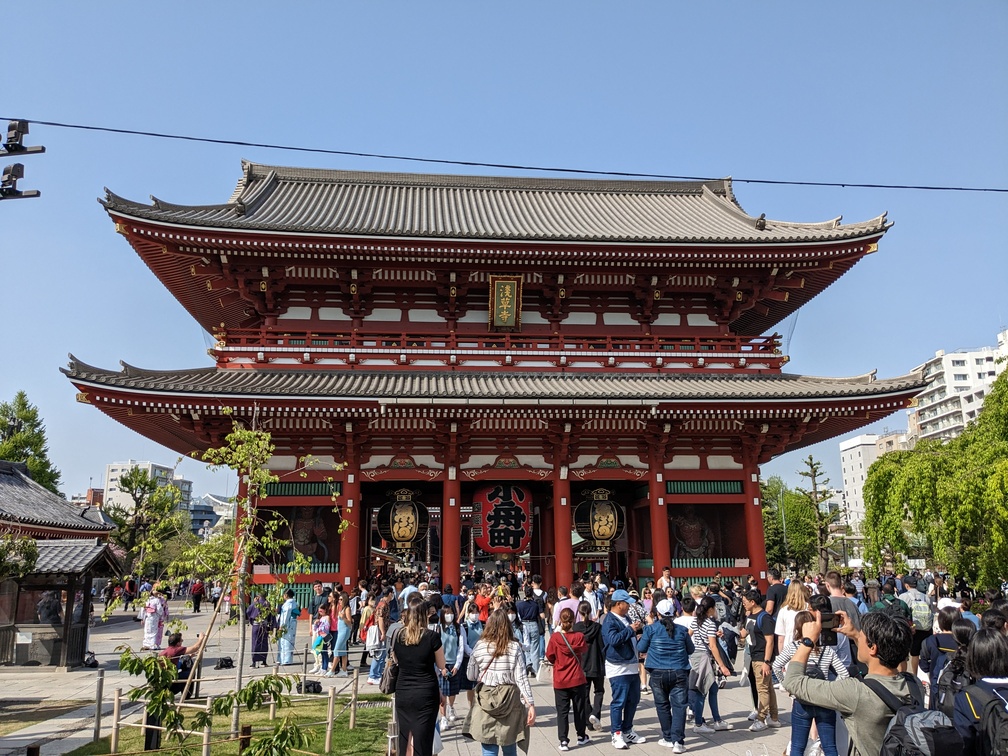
left=674, top=615, right=693, bottom=631
left=775, top=605, right=802, bottom=644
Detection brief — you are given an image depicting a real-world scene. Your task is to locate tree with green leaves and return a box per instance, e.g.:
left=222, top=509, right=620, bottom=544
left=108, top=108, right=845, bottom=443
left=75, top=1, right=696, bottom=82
left=0, top=390, right=62, bottom=494
left=105, top=465, right=186, bottom=576
left=761, top=474, right=818, bottom=571
left=864, top=369, right=1008, bottom=586
left=796, top=455, right=842, bottom=574
left=0, top=533, right=38, bottom=580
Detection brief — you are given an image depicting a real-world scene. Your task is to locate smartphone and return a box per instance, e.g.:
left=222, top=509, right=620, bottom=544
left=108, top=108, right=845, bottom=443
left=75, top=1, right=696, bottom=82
left=818, top=611, right=838, bottom=647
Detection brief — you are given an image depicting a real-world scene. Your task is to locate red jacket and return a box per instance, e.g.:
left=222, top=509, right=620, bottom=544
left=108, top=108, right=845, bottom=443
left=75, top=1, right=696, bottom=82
left=546, top=630, right=587, bottom=689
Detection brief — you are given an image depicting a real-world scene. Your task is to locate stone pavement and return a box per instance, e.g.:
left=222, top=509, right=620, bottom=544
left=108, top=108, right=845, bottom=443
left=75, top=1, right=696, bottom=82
left=0, top=599, right=796, bottom=755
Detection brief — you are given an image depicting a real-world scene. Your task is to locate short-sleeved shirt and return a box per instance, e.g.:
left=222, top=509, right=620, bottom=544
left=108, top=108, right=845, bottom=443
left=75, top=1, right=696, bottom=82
left=765, top=583, right=788, bottom=618
left=689, top=616, right=719, bottom=654
left=393, top=629, right=443, bottom=691
left=747, top=610, right=777, bottom=660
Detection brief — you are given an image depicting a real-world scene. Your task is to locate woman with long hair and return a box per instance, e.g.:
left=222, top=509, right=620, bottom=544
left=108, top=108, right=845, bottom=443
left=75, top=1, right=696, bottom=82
left=393, top=602, right=449, bottom=756
left=464, top=608, right=536, bottom=756
left=312, top=602, right=331, bottom=675
left=329, top=591, right=353, bottom=676
left=773, top=582, right=811, bottom=656
left=573, top=600, right=606, bottom=733
left=772, top=610, right=848, bottom=756
left=545, top=607, right=588, bottom=751
left=687, top=596, right=733, bottom=734
left=930, top=617, right=975, bottom=715
left=953, top=627, right=1008, bottom=753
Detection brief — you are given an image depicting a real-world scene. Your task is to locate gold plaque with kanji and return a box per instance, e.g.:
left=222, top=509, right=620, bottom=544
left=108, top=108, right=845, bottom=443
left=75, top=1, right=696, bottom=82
left=488, top=275, right=522, bottom=332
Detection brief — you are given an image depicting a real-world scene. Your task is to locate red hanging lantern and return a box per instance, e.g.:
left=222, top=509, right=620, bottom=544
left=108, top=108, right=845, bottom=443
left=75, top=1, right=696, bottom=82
left=472, top=484, right=532, bottom=554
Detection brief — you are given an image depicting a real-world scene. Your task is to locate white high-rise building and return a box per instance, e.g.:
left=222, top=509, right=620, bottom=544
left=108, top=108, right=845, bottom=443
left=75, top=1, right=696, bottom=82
left=103, top=460, right=193, bottom=511
left=910, top=329, right=1008, bottom=443
left=839, top=435, right=878, bottom=534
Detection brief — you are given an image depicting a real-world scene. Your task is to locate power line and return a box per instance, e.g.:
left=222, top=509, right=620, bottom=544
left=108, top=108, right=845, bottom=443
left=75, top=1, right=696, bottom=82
left=7, top=116, right=1008, bottom=194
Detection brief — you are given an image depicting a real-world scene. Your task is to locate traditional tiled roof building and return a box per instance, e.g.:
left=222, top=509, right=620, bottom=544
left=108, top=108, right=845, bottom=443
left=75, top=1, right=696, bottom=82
left=0, top=461, right=113, bottom=539
left=64, top=163, right=923, bottom=591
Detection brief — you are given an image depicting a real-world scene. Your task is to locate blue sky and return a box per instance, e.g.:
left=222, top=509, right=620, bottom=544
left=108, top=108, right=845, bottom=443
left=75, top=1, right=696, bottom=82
left=2, top=3, right=1006, bottom=500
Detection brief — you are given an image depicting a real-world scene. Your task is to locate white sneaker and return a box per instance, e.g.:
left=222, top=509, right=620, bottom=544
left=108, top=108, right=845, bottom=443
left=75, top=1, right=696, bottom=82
left=589, top=714, right=601, bottom=730
left=309, top=665, right=321, bottom=674
left=692, top=724, right=715, bottom=734
left=440, top=716, right=450, bottom=731
left=748, top=720, right=768, bottom=732
left=559, top=742, right=570, bottom=752
left=747, top=709, right=758, bottom=721
left=768, top=718, right=782, bottom=728
left=673, top=744, right=686, bottom=754
left=577, top=735, right=590, bottom=746
left=656, top=738, right=676, bottom=748
left=612, top=732, right=629, bottom=750
left=712, top=720, right=733, bottom=731
left=448, top=705, right=458, bottom=722
left=624, top=731, right=646, bottom=744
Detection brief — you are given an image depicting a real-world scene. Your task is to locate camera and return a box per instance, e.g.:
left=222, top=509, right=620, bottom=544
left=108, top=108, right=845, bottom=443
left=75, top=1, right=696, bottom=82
left=818, top=611, right=839, bottom=647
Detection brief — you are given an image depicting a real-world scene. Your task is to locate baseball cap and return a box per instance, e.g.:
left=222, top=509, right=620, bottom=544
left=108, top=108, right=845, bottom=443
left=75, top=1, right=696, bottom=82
left=611, top=589, right=635, bottom=604
left=656, top=599, right=676, bottom=617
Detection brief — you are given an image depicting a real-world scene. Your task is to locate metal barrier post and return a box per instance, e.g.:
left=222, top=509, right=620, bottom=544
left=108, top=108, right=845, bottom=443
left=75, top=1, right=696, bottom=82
left=202, top=696, right=214, bottom=756
left=93, top=668, right=105, bottom=741
left=350, top=668, right=359, bottom=729
left=111, top=688, right=122, bottom=754
left=324, top=684, right=336, bottom=753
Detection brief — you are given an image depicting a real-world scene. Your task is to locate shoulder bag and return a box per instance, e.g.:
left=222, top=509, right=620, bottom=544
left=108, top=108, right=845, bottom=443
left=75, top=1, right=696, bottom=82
left=379, top=628, right=402, bottom=694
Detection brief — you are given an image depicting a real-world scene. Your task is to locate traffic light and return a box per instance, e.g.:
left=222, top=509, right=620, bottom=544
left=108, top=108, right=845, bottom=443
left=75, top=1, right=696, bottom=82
left=1, top=119, right=44, bottom=200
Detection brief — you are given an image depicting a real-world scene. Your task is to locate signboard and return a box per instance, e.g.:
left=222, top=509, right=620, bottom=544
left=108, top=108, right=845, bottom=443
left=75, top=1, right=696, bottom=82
left=573, top=487, right=625, bottom=550
left=488, top=275, right=522, bottom=331
left=376, top=487, right=429, bottom=553
left=472, top=484, right=532, bottom=554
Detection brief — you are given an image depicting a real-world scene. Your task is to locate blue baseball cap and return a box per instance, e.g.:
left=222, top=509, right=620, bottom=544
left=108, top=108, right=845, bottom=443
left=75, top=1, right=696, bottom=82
left=611, top=589, right=635, bottom=604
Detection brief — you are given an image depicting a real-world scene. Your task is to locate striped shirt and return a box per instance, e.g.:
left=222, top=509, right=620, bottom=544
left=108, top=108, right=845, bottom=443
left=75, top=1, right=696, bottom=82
left=773, top=640, right=849, bottom=682
left=466, top=639, right=535, bottom=706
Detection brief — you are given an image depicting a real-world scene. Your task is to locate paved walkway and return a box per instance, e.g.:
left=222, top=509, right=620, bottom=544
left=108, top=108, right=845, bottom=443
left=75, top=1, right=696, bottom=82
left=0, top=600, right=796, bottom=755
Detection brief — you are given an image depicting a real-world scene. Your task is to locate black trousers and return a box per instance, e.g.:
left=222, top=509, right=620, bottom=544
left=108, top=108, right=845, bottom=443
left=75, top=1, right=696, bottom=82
left=555, top=684, right=587, bottom=743
left=583, top=674, right=605, bottom=724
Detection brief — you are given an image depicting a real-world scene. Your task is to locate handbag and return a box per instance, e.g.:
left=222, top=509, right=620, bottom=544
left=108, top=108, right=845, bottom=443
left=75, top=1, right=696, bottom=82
left=379, top=629, right=401, bottom=694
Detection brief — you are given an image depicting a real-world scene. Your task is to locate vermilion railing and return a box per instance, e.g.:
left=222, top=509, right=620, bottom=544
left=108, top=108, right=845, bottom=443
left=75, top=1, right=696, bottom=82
left=211, top=329, right=785, bottom=371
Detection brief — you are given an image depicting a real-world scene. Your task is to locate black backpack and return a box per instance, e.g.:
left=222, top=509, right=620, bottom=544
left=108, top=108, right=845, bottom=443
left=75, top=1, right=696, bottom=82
left=962, top=685, right=1008, bottom=756
left=932, top=657, right=972, bottom=718
left=863, top=673, right=964, bottom=756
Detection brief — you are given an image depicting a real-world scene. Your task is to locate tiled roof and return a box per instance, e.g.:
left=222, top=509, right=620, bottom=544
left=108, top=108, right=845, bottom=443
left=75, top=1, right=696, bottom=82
left=32, top=539, right=121, bottom=576
left=100, top=162, right=890, bottom=245
left=63, top=358, right=925, bottom=404
left=0, top=462, right=113, bottom=533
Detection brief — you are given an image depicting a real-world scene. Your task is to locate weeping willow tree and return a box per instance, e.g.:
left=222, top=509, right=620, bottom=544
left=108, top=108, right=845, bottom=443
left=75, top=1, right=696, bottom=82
left=863, top=369, right=1008, bottom=586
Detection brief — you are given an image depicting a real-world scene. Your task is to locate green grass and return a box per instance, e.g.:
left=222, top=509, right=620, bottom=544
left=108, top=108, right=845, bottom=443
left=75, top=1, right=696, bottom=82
left=64, top=695, right=392, bottom=755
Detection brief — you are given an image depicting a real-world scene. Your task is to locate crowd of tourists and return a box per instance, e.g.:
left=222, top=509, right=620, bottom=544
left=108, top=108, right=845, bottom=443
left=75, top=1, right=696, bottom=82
left=335, top=566, right=1007, bottom=756
left=142, top=564, right=1008, bottom=756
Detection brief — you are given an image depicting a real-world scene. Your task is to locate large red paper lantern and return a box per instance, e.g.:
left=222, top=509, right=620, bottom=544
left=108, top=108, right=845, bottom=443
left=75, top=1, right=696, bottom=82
left=472, top=484, right=532, bottom=554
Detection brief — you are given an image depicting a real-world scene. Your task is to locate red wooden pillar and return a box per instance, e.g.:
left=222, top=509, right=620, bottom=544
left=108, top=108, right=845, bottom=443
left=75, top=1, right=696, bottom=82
left=338, top=471, right=361, bottom=590
left=553, top=475, right=573, bottom=589
left=442, top=473, right=462, bottom=592
left=649, top=467, right=672, bottom=582
left=541, top=499, right=556, bottom=589
left=742, top=465, right=770, bottom=584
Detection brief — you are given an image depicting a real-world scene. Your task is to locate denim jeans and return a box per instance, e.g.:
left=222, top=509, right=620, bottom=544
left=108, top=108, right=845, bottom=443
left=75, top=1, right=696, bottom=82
left=522, top=621, right=541, bottom=674
left=791, top=699, right=839, bottom=756
left=608, top=673, right=641, bottom=734
left=688, top=683, right=721, bottom=725
left=480, top=744, right=517, bottom=756
left=369, top=647, right=386, bottom=681
left=650, top=669, right=689, bottom=744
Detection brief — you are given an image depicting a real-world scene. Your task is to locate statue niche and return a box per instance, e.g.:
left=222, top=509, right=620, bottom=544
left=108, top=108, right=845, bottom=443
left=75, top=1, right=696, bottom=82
left=671, top=504, right=716, bottom=559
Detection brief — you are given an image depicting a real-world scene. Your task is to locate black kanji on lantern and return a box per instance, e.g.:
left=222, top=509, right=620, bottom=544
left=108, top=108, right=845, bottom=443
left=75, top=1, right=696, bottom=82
left=485, top=484, right=529, bottom=551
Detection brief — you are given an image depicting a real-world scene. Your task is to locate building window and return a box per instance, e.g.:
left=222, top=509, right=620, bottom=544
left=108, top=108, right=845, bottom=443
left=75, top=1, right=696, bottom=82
left=952, top=359, right=966, bottom=367
left=953, top=373, right=968, bottom=381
